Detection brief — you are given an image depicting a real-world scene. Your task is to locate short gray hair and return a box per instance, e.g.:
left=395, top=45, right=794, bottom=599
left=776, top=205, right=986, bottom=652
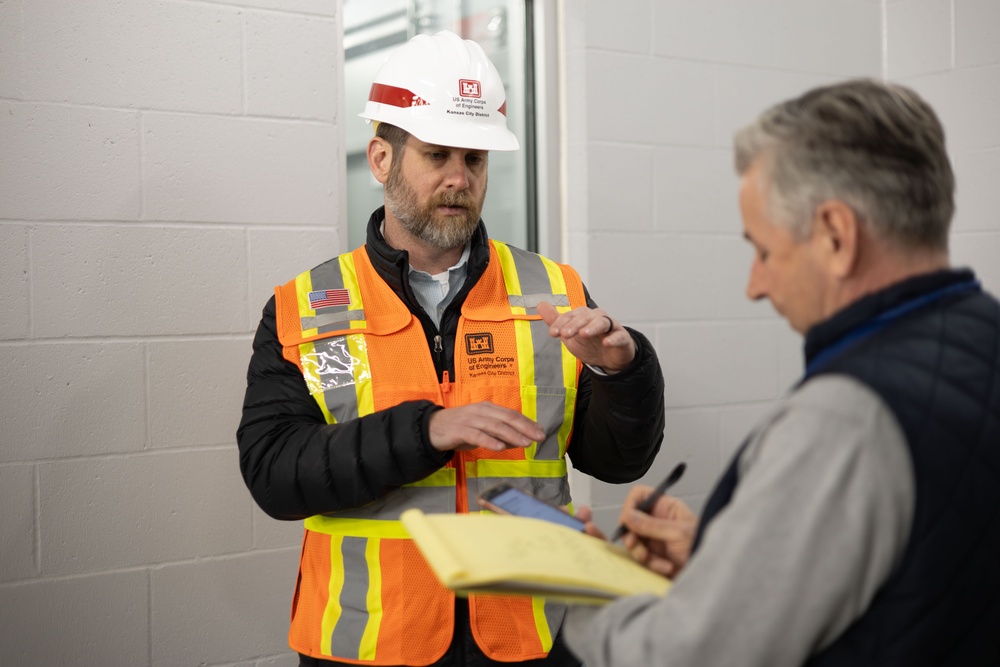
left=734, top=79, right=954, bottom=251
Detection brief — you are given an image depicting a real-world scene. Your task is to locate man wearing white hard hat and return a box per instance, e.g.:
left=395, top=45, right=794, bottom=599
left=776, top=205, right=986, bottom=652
left=237, top=31, right=665, bottom=667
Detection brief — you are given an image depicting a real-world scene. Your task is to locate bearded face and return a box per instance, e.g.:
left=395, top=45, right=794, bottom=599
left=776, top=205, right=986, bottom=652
left=384, top=151, right=487, bottom=251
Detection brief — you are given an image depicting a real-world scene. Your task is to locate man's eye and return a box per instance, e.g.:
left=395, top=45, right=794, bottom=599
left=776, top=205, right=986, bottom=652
left=429, top=152, right=447, bottom=160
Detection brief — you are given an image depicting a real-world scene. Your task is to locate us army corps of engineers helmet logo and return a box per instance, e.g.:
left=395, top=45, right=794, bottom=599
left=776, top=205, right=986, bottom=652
left=464, top=333, right=516, bottom=378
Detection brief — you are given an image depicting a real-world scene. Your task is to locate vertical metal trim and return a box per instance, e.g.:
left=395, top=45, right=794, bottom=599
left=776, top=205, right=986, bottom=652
left=524, top=0, right=539, bottom=252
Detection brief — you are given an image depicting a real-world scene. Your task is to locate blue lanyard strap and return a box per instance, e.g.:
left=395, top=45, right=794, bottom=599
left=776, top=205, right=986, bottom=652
left=805, top=279, right=981, bottom=377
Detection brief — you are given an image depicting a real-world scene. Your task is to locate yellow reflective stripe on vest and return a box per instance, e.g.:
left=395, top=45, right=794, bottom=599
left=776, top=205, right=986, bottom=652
left=305, top=517, right=412, bottom=539
left=473, top=459, right=567, bottom=478
left=295, top=270, right=320, bottom=339
left=321, top=535, right=346, bottom=657
left=493, top=241, right=578, bottom=461
left=305, top=468, right=457, bottom=531
left=533, top=598, right=554, bottom=653
left=299, top=339, right=336, bottom=424
left=322, top=536, right=383, bottom=660
left=299, top=253, right=368, bottom=333
left=297, top=253, right=371, bottom=425
left=466, top=460, right=571, bottom=509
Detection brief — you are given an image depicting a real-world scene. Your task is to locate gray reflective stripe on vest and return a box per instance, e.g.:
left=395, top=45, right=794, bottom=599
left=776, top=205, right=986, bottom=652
left=543, top=601, right=567, bottom=640
left=500, top=244, right=576, bottom=462
left=468, top=477, right=571, bottom=510
left=509, top=293, right=570, bottom=309
left=502, top=244, right=569, bottom=313
left=301, top=309, right=365, bottom=330
left=527, top=317, right=570, bottom=461
left=305, top=335, right=361, bottom=424
left=329, top=536, right=370, bottom=660
left=324, top=484, right=456, bottom=520
left=303, top=257, right=362, bottom=337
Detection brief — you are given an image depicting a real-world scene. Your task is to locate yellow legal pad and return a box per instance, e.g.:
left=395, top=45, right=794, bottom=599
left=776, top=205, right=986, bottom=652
left=400, top=509, right=672, bottom=605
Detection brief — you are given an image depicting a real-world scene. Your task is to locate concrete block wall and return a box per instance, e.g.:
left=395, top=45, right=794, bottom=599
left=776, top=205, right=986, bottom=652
left=890, top=0, right=1000, bottom=297
left=0, top=0, right=343, bottom=664
left=563, top=0, right=1000, bottom=533
left=3, top=0, right=999, bottom=663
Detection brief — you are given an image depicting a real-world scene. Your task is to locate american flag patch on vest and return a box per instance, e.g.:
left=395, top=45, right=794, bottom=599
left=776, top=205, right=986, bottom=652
left=308, top=289, right=351, bottom=309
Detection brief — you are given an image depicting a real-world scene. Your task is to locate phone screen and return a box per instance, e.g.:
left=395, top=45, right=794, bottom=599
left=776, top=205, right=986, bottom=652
left=479, top=485, right=585, bottom=531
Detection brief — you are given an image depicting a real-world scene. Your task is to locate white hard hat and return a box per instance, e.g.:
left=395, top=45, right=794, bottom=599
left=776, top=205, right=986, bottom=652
left=359, top=30, right=519, bottom=152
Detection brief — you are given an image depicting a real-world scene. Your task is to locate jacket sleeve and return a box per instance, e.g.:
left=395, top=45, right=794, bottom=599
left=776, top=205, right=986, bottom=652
left=566, top=319, right=665, bottom=484
left=236, top=295, right=452, bottom=520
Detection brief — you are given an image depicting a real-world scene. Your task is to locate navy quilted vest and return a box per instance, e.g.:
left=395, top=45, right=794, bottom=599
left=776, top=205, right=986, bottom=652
left=696, top=269, right=1000, bottom=665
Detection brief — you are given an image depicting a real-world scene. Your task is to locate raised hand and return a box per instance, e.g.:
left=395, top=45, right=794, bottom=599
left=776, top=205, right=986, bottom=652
left=536, top=301, right=636, bottom=373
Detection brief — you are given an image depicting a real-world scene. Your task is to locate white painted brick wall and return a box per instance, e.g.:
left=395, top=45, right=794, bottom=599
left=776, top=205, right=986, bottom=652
left=21, top=0, right=243, bottom=113
left=0, top=0, right=342, bottom=663
left=0, top=570, right=150, bottom=665
left=0, top=224, right=29, bottom=339
left=142, top=113, right=339, bottom=224
left=890, top=0, right=1000, bottom=296
left=0, top=103, right=142, bottom=220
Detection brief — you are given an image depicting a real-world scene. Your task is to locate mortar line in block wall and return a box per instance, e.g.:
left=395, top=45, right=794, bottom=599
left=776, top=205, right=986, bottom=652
left=163, top=0, right=337, bottom=20
left=144, top=343, right=152, bottom=451
left=0, top=96, right=335, bottom=126
left=241, top=12, right=248, bottom=115
left=138, top=112, right=146, bottom=220
left=33, top=465, right=41, bottom=575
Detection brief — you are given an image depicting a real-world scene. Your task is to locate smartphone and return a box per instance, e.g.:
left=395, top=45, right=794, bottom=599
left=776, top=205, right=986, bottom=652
left=477, top=483, right=586, bottom=531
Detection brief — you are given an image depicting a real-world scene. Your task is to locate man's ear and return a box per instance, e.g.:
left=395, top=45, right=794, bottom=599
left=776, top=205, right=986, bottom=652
left=813, top=200, right=860, bottom=279
left=368, top=136, right=392, bottom=185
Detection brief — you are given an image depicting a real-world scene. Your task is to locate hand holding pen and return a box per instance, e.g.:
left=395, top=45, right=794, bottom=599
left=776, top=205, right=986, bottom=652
left=610, top=462, right=687, bottom=542
left=611, top=462, right=697, bottom=578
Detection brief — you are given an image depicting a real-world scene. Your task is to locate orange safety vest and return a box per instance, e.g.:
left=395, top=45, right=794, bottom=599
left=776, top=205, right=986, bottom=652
left=273, top=240, right=587, bottom=665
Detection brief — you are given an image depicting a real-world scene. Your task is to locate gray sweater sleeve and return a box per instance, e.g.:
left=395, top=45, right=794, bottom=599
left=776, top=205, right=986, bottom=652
left=562, top=375, right=915, bottom=667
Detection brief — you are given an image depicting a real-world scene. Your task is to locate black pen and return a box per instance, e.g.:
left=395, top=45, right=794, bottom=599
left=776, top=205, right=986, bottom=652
left=609, top=462, right=687, bottom=543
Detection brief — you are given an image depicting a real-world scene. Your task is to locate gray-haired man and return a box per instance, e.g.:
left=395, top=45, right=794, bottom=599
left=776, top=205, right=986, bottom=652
left=564, top=79, right=1000, bottom=667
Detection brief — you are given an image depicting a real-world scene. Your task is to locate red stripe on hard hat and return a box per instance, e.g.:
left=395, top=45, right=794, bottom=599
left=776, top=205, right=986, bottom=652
left=498, top=101, right=507, bottom=116
left=368, top=83, right=430, bottom=108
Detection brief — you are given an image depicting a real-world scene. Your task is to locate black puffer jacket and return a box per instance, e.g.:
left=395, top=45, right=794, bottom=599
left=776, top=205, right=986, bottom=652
left=237, top=209, right=665, bottom=520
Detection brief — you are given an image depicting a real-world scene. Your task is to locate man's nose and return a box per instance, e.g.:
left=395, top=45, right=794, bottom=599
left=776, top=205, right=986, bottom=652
left=442, top=155, right=470, bottom=190
left=746, top=258, right=767, bottom=301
